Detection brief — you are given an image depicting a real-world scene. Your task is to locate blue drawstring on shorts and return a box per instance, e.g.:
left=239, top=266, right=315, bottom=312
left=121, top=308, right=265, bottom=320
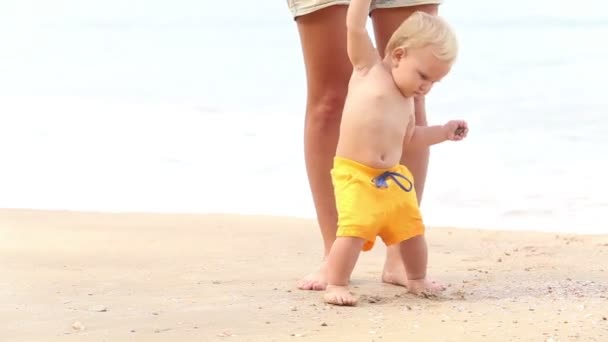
left=372, top=171, right=413, bottom=192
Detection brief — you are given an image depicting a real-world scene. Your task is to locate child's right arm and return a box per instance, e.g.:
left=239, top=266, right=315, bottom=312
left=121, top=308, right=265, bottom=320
left=346, top=0, right=379, bottom=72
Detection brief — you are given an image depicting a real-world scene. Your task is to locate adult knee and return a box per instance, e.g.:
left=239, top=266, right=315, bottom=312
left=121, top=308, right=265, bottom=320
left=306, top=89, right=347, bottom=133
left=414, top=96, right=428, bottom=127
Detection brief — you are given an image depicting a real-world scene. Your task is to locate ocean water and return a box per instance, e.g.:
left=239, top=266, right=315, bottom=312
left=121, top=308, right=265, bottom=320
left=1, top=0, right=607, bottom=234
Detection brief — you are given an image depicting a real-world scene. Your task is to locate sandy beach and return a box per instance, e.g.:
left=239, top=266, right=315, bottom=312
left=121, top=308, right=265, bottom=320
left=0, top=209, right=606, bottom=341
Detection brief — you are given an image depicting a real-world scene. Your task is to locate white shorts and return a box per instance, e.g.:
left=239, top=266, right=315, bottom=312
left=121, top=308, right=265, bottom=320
left=287, top=0, right=443, bottom=19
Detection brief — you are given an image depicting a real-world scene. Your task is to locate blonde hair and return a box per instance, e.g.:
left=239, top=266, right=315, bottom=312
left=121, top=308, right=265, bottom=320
left=385, top=11, right=458, bottom=62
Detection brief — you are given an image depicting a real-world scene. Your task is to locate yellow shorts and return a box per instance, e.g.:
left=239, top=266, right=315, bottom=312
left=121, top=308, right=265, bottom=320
left=287, top=0, right=443, bottom=18
left=331, top=156, right=425, bottom=251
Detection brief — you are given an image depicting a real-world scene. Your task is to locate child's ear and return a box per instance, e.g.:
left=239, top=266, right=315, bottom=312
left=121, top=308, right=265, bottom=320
left=391, top=47, right=407, bottom=67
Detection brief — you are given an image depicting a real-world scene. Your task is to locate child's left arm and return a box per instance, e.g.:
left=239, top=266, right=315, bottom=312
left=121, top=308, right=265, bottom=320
left=405, top=120, right=468, bottom=149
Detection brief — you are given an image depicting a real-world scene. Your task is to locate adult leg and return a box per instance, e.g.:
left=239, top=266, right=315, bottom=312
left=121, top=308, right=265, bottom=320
left=370, top=3, right=439, bottom=287
left=294, top=5, right=353, bottom=291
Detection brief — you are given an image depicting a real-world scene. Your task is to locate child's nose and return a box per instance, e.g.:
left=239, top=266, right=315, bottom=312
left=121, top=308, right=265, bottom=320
left=420, top=82, right=433, bottom=93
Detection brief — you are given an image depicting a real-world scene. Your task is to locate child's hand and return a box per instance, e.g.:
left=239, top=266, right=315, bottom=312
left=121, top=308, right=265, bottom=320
left=444, top=120, right=468, bottom=141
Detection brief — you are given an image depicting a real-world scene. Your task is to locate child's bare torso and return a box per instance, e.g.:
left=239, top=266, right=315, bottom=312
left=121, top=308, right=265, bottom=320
left=336, top=64, right=415, bottom=169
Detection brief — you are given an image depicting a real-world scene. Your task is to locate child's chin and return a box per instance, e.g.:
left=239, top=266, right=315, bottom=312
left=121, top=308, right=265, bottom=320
left=400, top=89, right=414, bottom=97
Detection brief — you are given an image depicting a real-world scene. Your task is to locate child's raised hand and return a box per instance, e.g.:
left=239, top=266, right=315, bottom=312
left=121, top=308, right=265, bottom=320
left=444, top=120, right=468, bottom=141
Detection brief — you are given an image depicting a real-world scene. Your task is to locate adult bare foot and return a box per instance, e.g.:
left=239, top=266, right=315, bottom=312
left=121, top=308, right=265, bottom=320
left=296, top=261, right=327, bottom=291
left=407, top=278, right=445, bottom=296
left=323, top=285, right=357, bottom=306
left=381, top=247, right=409, bottom=287
left=381, top=264, right=409, bottom=287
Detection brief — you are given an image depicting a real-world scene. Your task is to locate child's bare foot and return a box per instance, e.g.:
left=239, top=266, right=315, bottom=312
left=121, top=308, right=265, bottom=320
left=296, top=261, right=327, bottom=291
left=407, top=278, right=445, bottom=296
left=323, top=285, right=357, bottom=306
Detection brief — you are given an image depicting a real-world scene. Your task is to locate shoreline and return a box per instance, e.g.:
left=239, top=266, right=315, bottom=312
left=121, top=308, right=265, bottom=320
left=2, top=207, right=606, bottom=236
left=1, top=208, right=607, bottom=341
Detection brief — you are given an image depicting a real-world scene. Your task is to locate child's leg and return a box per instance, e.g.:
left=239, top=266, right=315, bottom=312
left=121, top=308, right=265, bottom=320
left=324, top=236, right=366, bottom=306
left=399, top=235, right=445, bottom=295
